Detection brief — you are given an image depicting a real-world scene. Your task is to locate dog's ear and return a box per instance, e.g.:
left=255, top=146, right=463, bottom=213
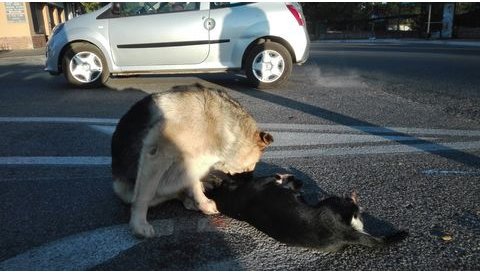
left=257, top=131, right=274, bottom=149
left=350, top=190, right=359, bottom=205
left=274, top=174, right=283, bottom=184
left=274, top=173, right=293, bottom=184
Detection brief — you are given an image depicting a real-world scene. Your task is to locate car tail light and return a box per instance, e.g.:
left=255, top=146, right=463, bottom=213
left=286, top=4, right=304, bottom=26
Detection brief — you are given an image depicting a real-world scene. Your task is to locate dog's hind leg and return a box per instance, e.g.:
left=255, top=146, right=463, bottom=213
left=129, top=143, right=174, bottom=238
left=149, top=194, right=176, bottom=207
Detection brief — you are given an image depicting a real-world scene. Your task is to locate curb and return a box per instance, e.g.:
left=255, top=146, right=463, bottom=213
left=311, top=39, right=480, bottom=47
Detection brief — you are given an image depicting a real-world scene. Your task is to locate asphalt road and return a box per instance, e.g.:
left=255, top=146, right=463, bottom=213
left=0, top=42, right=479, bottom=270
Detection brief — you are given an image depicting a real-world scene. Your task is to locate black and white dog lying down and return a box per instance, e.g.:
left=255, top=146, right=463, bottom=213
left=203, top=171, right=408, bottom=252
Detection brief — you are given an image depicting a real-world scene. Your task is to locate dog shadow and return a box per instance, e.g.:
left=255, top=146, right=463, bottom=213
left=361, top=212, right=401, bottom=237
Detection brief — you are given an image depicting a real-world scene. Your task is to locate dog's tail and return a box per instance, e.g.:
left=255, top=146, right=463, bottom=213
left=113, top=179, right=134, bottom=204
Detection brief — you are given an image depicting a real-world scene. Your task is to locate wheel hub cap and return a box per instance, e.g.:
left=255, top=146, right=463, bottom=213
left=252, top=49, right=285, bottom=83
left=69, top=51, right=102, bottom=83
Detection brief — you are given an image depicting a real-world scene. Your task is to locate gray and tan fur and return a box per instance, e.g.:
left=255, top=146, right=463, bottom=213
left=111, top=84, right=273, bottom=238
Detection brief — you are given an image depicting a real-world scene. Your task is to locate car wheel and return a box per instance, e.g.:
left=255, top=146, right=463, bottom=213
left=245, top=41, right=292, bottom=89
left=62, top=43, right=109, bottom=88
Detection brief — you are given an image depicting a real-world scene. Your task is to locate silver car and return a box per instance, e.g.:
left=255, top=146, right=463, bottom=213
left=45, top=2, right=309, bottom=88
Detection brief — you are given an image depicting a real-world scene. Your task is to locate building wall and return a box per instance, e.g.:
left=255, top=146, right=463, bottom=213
left=0, top=2, right=76, bottom=50
left=0, top=2, right=35, bottom=50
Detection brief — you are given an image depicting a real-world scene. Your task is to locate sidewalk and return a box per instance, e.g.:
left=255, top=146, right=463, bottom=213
left=312, top=38, right=480, bottom=47
left=0, top=47, right=45, bottom=58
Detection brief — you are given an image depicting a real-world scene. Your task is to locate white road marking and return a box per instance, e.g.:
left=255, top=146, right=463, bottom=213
left=0, top=117, right=118, bottom=124
left=1, top=117, right=480, bottom=136
left=422, top=169, right=480, bottom=176
left=1, top=139, right=479, bottom=166
left=0, top=175, right=111, bottom=182
left=0, top=215, right=323, bottom=270
left=90, top=124, right=116, bottom=135
left=0, top=219, right=174, bottom=271
left=259, top=123, right=480, bottom=137
left=91, top=125, right=437, bottom=146
left=271, top=132, right=436, bottom=146
left=0, top=118, right=479, bottom=165
left=0, top=156, right=111, bottom=165
left=263, top=141, right=480, bottom=159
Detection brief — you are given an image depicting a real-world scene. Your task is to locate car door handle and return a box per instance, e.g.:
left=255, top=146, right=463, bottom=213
left=204, top=18, right=216, bottom=30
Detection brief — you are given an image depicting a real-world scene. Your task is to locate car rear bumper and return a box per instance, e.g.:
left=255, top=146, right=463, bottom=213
left=287, top=24, right=310, bottom=65
left=297, top=38, right=310, bottom=65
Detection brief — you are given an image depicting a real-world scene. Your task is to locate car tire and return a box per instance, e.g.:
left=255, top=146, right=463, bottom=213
left=245, top=41, right=292, bottom=89
left=62, top=43, right=109, bottom=88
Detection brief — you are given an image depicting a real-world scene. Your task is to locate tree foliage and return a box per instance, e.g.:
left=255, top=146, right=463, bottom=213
left=80, top=2, right=103, bottom=13
left=301, top=3, right=430, bottom=32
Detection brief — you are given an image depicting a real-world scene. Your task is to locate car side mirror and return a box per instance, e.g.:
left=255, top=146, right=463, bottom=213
left=111, top=2, right=120, bottom=15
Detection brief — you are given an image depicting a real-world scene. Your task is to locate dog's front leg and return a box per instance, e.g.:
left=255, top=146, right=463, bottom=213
left=190, top=180, right=219, bottom=215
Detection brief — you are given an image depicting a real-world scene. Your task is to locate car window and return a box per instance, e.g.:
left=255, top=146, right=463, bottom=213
left=210, top=2, right=251, bottom=9
left=119, top=2, right=199, bottom=17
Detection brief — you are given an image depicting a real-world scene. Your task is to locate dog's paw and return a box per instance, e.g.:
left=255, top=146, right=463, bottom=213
left=182, top=197, right=199, bottom=211
left=130, top=221, right=156, bottom=238
left=198, top=199, right=219, bottom=215
left=202, top=181, right=217, bottom=191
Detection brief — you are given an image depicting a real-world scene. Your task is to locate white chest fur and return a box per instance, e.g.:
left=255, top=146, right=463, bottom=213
left=351, top=216, right=365, bottom=233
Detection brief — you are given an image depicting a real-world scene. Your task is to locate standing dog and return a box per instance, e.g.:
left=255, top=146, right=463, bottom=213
left=111, top=84, right=273, bottom=238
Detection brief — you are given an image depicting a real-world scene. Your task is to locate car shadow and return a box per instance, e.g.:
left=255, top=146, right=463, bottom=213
left=199, top=73, right=480, bottom=169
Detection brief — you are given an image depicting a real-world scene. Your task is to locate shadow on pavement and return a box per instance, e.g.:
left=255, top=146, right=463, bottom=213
left=91, top=229, right=248, bottom=270
left=200, top=74, right=480, bottom=169
left=255, top=162, right=403, bottom=238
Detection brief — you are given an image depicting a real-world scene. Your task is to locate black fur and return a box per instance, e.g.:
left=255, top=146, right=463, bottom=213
left=111, top=94, right=158, bottom=183
left=204, top=171, right=408, bottom=251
